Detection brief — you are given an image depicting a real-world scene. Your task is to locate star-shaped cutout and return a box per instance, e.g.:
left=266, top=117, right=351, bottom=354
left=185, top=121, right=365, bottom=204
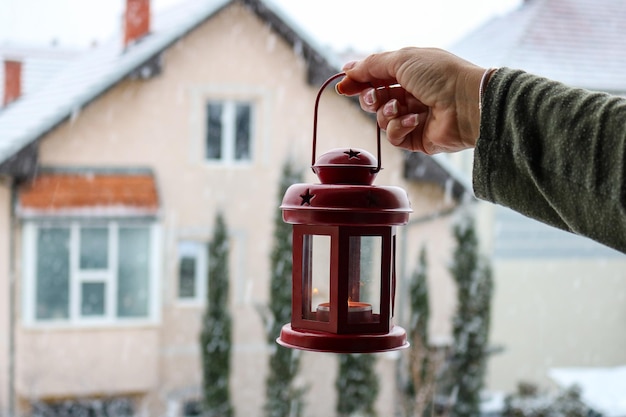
left=300, top=188, right=315, bottom=206
left=344, top=149, right=361, bottom=159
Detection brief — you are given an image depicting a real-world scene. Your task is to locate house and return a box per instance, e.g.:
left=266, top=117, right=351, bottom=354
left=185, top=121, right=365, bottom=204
left=0, top=0, right=470, bottom=415
left=448, top=0, right=626, bottom=394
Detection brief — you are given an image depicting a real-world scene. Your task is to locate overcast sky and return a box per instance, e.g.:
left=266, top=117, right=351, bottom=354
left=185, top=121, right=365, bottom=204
left=0, top=0, right=522, bottom=52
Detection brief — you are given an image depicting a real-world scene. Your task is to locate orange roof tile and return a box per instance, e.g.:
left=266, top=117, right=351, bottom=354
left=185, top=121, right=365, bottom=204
left=19, top=172, right=159, bottom=215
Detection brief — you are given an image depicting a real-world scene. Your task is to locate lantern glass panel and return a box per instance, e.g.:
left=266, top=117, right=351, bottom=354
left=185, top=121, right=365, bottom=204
left=302, top=234, right=331, bottom=322
left=347, top=235, right=382, bottom=324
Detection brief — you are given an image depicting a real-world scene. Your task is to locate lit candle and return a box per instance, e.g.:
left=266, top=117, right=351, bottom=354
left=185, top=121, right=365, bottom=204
left=316, top=301, right=373, bottom=323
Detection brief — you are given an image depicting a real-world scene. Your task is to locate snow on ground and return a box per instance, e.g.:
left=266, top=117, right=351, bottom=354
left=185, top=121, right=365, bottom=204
left=549, top=366, right=626, bottom=417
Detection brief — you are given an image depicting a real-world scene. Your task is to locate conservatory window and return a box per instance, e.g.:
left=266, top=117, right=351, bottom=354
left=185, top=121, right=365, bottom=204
left=18, top=169, right=161, bottom=326
left=206, top=100, right=253, bottom=163
left=23, top=221, right=159, bottom=325
left=177, top=240, right=208, bottom=303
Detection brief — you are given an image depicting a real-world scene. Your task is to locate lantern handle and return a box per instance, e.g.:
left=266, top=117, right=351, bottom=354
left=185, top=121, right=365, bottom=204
left=312, top=72, right=382, bottom=174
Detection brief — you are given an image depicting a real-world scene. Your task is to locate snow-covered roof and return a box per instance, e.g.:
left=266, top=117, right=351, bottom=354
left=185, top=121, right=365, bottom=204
left=0, top=43, right=82, bottom=100
left=550, top=366, right=626, bottom=417
left=0, top=0, right=232, bottom=168
left=450, top=0, right=626, bottom=93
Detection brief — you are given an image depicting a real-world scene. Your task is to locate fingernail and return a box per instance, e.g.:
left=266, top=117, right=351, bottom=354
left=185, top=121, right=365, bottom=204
left=383, top=100, right=398, bottom=117
left=363, top=88, right=377, bottom=106
left=342, top=61, right=357, bottom=71
left=335, top=83, right=345, bottom=95
left=401, top=113, right=419, bottom=127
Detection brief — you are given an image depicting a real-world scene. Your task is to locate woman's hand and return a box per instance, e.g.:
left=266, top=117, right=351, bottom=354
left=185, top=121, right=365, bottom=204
left=336, top=47, right=485, bottom=154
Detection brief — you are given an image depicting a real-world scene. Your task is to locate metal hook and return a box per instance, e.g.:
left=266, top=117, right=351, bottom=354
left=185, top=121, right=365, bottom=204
left=312, top=72, right=382, bottom=174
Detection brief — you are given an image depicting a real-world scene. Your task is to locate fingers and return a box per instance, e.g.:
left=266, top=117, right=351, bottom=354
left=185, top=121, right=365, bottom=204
left=354, top=85, right=423, bottom=151
left=337, top=51, right=405, bottom=92
left=336, top=51, right=404, bottom=96
left=357, top=85, right=427, bottom=114
left=379, top=105, right=421, bottom=146
left=365, top=87, right=424, bottom=134
left=377, top=99, right=405, bottom=130
left=359, top=86, right=402, bottom=113
left=336, top=77, right=372, bottom=96
left=335, top=72, right=393, bottom=97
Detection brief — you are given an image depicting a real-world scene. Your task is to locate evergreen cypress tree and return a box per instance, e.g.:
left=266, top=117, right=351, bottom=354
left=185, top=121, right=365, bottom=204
left=447, top=213, right=493, bottom=417
left=200, top=212, right=234, bottom=417
left=263, top=160, right=306, bottom=417
left=336, top=353, right=379, bottom=417
left=404, top=246, right=438, bottom=417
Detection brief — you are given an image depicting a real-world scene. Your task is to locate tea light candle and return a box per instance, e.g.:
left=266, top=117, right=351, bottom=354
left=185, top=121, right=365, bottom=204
left=316, top=301, right=373, bottom=323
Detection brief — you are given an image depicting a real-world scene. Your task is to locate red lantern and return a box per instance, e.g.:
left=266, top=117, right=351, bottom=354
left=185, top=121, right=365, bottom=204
left=277, top=73, right=412, bottom=353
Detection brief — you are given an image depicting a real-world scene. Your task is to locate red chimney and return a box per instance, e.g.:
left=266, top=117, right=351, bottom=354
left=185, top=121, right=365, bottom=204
left=124, top=0, right=151, bottom=47
left=3, top=60, right=22, bottom=107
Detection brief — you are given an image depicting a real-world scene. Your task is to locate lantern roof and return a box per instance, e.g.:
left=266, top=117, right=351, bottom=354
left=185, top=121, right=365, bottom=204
left=281, top=147, right=411, bottom=226
left=313, top=148, right=377, bottom=186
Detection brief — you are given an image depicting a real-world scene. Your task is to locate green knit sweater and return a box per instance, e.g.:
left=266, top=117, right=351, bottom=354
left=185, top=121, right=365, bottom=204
left=474, top=68, right=626, bottom=254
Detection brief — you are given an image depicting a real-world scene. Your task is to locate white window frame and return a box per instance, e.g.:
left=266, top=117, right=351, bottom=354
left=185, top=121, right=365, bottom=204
left=70, top=224, right=116, bottom=322
left=205, top=99, right=254, bottom=165
left=176, top=240, right=208, bottom=305
left=22, top=220, right=161, bottom=328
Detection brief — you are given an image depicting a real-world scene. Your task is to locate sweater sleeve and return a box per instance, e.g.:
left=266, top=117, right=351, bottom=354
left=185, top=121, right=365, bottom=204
left=473, top=68, right=626, bottom=253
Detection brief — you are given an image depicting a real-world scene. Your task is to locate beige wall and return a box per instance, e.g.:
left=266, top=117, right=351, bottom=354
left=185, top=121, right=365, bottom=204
left=0, top=178, right=11, bottom=417
left=17, top=328, right=160, bottom=398
left=11, top=3, right=457, bottom=416
left=486, top=259, right=626, bottom=392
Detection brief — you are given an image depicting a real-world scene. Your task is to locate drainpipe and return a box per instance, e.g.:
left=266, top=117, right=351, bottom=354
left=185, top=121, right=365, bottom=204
left=8, top=177, right=17, bottom=417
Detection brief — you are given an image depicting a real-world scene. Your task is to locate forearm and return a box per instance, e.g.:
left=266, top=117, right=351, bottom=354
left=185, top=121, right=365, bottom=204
left=473, top=68, right=626, bottom=253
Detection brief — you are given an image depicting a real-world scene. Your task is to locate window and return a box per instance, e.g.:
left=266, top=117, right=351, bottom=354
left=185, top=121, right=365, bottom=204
left=206, top=100, right=253, bottom=163
left=177, top=241, right=208, bottom=303
left=23, top=221, right=160, bottom=325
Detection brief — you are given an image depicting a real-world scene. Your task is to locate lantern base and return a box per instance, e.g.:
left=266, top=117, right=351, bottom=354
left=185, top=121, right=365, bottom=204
left=277, top=323, right=409, bottom=353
